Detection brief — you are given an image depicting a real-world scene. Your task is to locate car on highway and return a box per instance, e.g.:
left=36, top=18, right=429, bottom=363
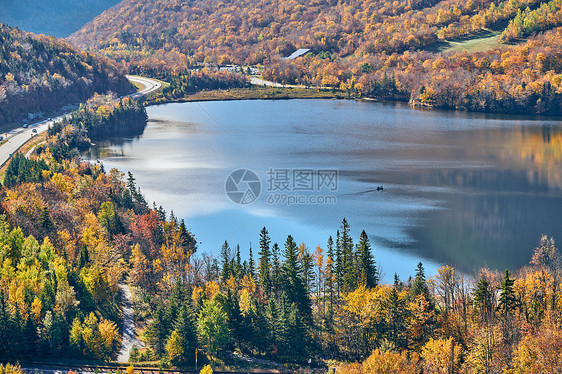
left=32, top=129, right=37, bottom=133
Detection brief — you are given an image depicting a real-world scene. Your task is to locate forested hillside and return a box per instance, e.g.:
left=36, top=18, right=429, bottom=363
left=0, top=0, right=120, bottom=37
left=1, top=88, right=562, bottom=371
left=0, top=24, right=132, bottom=125
left=70, top=0, right=562, bottom=114
left=0, top=99, right=194, bottom=360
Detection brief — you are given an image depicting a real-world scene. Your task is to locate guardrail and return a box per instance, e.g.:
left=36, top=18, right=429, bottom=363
left=4, top=361, right=286, bottom=374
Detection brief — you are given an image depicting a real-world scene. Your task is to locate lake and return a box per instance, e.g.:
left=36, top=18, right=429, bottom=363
left=84, top=99, right=562, bottom=280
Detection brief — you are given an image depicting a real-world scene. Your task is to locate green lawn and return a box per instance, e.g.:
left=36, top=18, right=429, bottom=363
left=434, top=29, right=504, bottom=54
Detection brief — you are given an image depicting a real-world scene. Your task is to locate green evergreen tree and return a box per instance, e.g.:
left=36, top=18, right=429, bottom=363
left=271, top=243, right=282, bottom=293
left=245, top=298, right=270, bottom=353
left=148, top=302, right=169, bottom=357
left=385, top=287, right=407, bottom=349
left=473, top=277, right=493, bottom=323
left=0, top=291, right=15, bottom=357
left=258, top=227, right=272, bottom=294
left=41, top=310, right=63, bottom=355
left=282, top=235, right=312, bottom=322
left=286, top=302, right=311, bottom=361
left=340, top=219, right=357, bottom=293
left=77, top=245, right=89, bottom=269
left=220, top=240, right=232, bottom=283
left=498, top=269, right=517, bottom=317
left=325, top=236, right=335, bottom=312
left=174, top=303, right=198, bottom=364
left=40, top=206, right=54, bottom=230
left=334, top=230, right=343, bottom=297
left=393, top=273, right=402, bottom=290
left=217, top=289, right=243, bottom=349
left=300, top=245, right=315, bottom=295
left=410, top=262, right=431, bottom=304
left=358, top=230, right=378, bottom=288
left=248, top=244, right=256, bottom=280
left=234, top=245, right=243, bottom=280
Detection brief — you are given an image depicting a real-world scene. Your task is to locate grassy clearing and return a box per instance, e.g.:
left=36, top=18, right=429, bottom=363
left=435, top=30, right=504, bottom=54
left=149, top=86, right=346, bottom=104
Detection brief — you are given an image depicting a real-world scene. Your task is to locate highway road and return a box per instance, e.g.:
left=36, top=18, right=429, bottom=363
left=126, top=75, right=162, bottom=98
left=0, top=117, right=65, bottom=168
left=0, top=76, right=161, bottom=168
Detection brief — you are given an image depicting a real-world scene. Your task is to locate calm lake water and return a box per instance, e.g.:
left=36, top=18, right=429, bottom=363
left=84, top=99, right=562, bottom=279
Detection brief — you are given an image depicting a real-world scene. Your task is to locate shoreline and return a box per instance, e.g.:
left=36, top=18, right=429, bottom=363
left=142, top=87, right=562, bottom=121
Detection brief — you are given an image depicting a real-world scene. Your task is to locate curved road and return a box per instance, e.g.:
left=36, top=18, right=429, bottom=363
left=126, top=75, right=162, bottom=98
left=0, top=76, right=161, bottom=168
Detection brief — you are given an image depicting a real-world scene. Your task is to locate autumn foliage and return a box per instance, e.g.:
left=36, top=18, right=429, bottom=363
left=0, top=24, right=131, bottom=124
left=68, top=0, right=562, bottom=114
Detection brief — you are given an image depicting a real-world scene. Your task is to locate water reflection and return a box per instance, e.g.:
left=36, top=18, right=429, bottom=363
left=84, top=100, right=562, bottom=278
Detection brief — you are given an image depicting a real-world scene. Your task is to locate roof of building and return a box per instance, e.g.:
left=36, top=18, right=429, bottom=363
left=283, top=48, right=311, bottom=59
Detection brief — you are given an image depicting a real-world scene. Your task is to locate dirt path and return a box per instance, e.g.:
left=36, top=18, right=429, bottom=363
left=117, top=284, right=144, bottom=363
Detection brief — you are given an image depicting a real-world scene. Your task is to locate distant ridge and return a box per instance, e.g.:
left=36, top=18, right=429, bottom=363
left=0, top=0, right=121, bottom=37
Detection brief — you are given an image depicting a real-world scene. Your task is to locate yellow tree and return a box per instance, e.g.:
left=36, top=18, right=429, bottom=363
left=508, top=317, right=562, bottom=373
left=362, top=349, right=419, bottom=374
left=166, top=330, right=184, bottom=365
left=421, top=337, right=460, bottom=374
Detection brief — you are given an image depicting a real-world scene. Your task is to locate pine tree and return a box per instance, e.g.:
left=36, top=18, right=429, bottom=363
left=273, top=292, right=290, bottom=356
left=299, top=243, right=315, bottom=295
left=174, top=303, right=198, bottom=364
left=258, top=227, right=272, bottom=294
left=248, top=244, right=256, bottom=280
left=335, top=230, right=343, bottom=297
left=148, top=302, right=169, bottom=357
left=325, top=236, right=336, bottom=312
left=286, top=302, right=311, bottom=361
left=282, top=235, right=312, bottom=322
left=169, top=210, right=177, bottom=226
left=77, top=245, right=89, bottom=269
left=40, top=207, right=54, bottom=230
left=271, top=243, right=282, bottom=294
left=234, top=245, right=243, bottom=280
left=220, top=240, right=232, bottom=283
left=340, top=219, right=356, bottom=293
left=166, top=281, right=186, bottom=326
left=246, top=297, right=270, bottom=353
left=393, top=273, right=402, bottom=290
left=21, top=314, right=38, bottom=356
left=219, top=289, right=243, bottom=349
left=0, top=291, right=15, bottom=357
left=358, top=230, right=378, bottom=288
left=498, top=269, right=517, bottom=316
left=411, top=262, right=431, bottom=303
left=41, top=310, right=63, bottom=355
left=473, top=277, right=493, bottom=323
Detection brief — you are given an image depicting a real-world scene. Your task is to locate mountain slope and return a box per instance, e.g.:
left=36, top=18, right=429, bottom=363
left=0, top=24, right=132, bottom=126
left=70, top=0, right=561, bottom=66
left=69, top=0, right=562, bottom=114
left=0, top=0, right=121, bottom=37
